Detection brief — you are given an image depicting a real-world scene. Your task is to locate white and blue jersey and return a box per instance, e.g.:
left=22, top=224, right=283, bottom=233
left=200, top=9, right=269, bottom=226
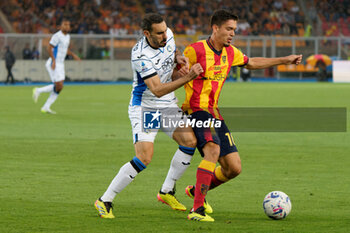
left=129, top=28, right=177, bottom=108
left=45, top=30, right=70, bottom=82
left=48, top=30, right=70, bottom=64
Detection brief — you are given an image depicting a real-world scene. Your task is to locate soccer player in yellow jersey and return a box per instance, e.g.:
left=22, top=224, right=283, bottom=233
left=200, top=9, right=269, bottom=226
left=181, top=9, right=302, bottom=222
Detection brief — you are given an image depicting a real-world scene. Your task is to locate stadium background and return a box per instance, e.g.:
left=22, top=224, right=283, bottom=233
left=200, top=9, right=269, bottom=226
left=0, top=0, right=350, bottom=82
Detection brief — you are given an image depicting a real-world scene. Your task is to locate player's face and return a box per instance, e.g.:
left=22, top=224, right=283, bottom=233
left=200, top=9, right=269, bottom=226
left=145, top=21, right=167, bottom=48
left=216, top=19, right=237, bottom=47
left=60, top=21, right=71, bottom=34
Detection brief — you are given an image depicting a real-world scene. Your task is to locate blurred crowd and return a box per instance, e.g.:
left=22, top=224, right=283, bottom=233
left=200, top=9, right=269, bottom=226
left=156, top=0, right=304, bottom=36
left=1, top=0, right=142, bottom=34
left=0, top=0, right=349, bottom=36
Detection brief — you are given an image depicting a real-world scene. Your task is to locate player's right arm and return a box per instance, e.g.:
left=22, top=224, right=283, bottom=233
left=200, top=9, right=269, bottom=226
left=48, top=44, right=56, bottom=70
left=48, top=33, right=60, bottom=70
left=145, top=64, right=203, bottom=98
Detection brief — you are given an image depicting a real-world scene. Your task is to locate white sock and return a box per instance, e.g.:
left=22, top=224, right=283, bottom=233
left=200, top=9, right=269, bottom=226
left=42, top=91, right=58, bottom=109
left=37, top=84, right=54, bottom=94
left=101, top=162, right=138, bottom=202
left=161, top=149, right=193, bottom=193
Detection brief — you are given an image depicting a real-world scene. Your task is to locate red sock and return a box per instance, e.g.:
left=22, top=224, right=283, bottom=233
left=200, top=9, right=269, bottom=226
left=193, top=160, right=216, bottom=211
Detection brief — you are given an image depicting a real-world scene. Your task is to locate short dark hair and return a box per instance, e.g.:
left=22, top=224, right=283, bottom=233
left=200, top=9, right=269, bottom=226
left=141, top=13, right=164, bottom=32
left=210, top=9, right=238, bottom=27
left=58, top=17, right=70, bottom=26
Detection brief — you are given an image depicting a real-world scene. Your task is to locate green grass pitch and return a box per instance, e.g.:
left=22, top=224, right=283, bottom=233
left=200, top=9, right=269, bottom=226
left=1, top=82, right=350, bottom=233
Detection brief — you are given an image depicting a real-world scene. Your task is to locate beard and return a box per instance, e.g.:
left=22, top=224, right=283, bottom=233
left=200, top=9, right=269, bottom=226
left=150, top=36, right=167, bottom=48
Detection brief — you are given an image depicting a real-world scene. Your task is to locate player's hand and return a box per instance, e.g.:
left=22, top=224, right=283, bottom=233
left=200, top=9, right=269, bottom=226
left=51, top=60, right=56, bottom=70
left=284, top=55, right=303, bottom=65
left=188, top=63, right=204, bottom=80
left=176, top=55, right=190, bottom=71
left=177, top=65, right=190, bottom=76
left=73, top=54, right=81, bottom=61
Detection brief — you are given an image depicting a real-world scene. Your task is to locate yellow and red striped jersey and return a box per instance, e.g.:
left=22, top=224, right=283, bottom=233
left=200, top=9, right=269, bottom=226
left=182, top=39, right=249, bottom=119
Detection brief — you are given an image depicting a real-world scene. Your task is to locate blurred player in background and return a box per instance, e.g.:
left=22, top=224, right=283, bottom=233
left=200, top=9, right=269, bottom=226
left=95, top=13, right=203, bottom=219
left=180, top=9, right=302, bottom=222
left=4, top=45, right=16, bottom=84
left=32, top=18, right=80, bottom=114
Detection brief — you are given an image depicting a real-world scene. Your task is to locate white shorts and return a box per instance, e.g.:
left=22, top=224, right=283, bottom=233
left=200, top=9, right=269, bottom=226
left=45, top=59, right=65, bottom=82
left=128, top=105, right=188, bottom=143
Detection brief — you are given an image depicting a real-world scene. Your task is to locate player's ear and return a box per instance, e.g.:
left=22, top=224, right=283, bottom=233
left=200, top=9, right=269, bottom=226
left=143, top=30, right=150, bottom=37
left=212, top=24, right=219, bottom=33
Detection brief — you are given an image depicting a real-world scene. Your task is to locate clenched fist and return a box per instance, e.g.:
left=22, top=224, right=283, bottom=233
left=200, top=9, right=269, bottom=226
left=284, top=54, right=303, bottom=65
left=188, top=63, right=204, bottom=80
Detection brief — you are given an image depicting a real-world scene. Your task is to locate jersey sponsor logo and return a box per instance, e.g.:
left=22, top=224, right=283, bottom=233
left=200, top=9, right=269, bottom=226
left=201, top=73, right=226, bottom=81
left=208, top=65, right=228, bottom=72
left=161, top=57, right=174, bottom=73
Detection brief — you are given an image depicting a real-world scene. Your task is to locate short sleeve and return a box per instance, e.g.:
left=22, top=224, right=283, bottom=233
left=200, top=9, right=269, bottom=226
left=183, top=45, right=197, bottom=68
left=132, top=59, right=157, bottom=80
left=231, top=46, right=249, bottom=67
left=49, top=33, right=60, bottom=47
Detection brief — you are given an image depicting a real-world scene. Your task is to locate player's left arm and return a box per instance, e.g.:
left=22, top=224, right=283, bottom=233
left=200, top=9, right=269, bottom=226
left=245, top=55, right=302, bottom=70
left=67, top=48, right=81, bottom=61
left=172, top=65, right=190, bottom=81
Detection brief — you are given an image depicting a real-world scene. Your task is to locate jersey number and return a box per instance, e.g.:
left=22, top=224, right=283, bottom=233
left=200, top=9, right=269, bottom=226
left=225, top=132, right=235, bottom=146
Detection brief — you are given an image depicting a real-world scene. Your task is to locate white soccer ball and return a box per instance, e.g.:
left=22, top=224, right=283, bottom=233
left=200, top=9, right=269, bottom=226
left=263, top=191, right=292, bottom=220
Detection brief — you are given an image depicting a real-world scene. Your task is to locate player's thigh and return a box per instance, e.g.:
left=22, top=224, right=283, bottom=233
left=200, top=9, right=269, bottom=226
left=129, top=105, right=158, bottom=165
left=53, top=64, right=65, bottom=82
left=218, top=152, right=242, bottom=179
left=172, top=126, right=197, bottom=148
left=217, top=121, right=238, bottom=156
left=45, top=60, right=55, bottom=82
left=190, top=111, right=221, bottom=157
left=161, top=106, right=196, bottom=147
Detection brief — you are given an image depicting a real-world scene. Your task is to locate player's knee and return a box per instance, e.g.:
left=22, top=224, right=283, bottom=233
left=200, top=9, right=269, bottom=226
left=225, top=163, right=242, bottom=179
left=182, top=136, right=197, bottom=148
left=138, top=156, right=152, bottom=166
left=207, top=143, right=220, bottom=155
left=203, top=142, right=220, bottom=160
left=54, top=84, right=63, bottom=93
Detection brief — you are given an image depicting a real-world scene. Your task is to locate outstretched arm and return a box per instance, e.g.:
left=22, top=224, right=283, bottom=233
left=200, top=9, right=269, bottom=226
left=246, top=54, right=302, bottom=70
left=67, top=49, right=81, bottom=61
left=145, top=63, right=203, bottom=98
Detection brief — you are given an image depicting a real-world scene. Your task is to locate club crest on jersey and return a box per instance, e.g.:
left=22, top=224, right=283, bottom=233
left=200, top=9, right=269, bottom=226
left=222, top=56, right=226, bottom=63
left=166, top=45, right=173, bottom=52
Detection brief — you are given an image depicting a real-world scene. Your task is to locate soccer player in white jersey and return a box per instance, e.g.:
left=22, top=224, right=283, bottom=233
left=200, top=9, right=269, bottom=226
left=32, top=18, right=80, bottom=114
left=95, top=13, right=204, bottom=218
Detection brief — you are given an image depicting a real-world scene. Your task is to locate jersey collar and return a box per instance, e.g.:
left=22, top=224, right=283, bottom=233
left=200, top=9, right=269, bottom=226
left=206, top=37, right=222, bottom=56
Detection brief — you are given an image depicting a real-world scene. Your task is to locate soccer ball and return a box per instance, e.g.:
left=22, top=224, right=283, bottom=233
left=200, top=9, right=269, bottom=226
left=263, top=191, right=292, bottom=220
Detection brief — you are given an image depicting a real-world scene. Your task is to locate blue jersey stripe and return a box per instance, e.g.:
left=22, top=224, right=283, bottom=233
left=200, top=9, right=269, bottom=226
left=53, top=45, right=58, bottom=59
left=131, top=71, right=147, bottom=106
